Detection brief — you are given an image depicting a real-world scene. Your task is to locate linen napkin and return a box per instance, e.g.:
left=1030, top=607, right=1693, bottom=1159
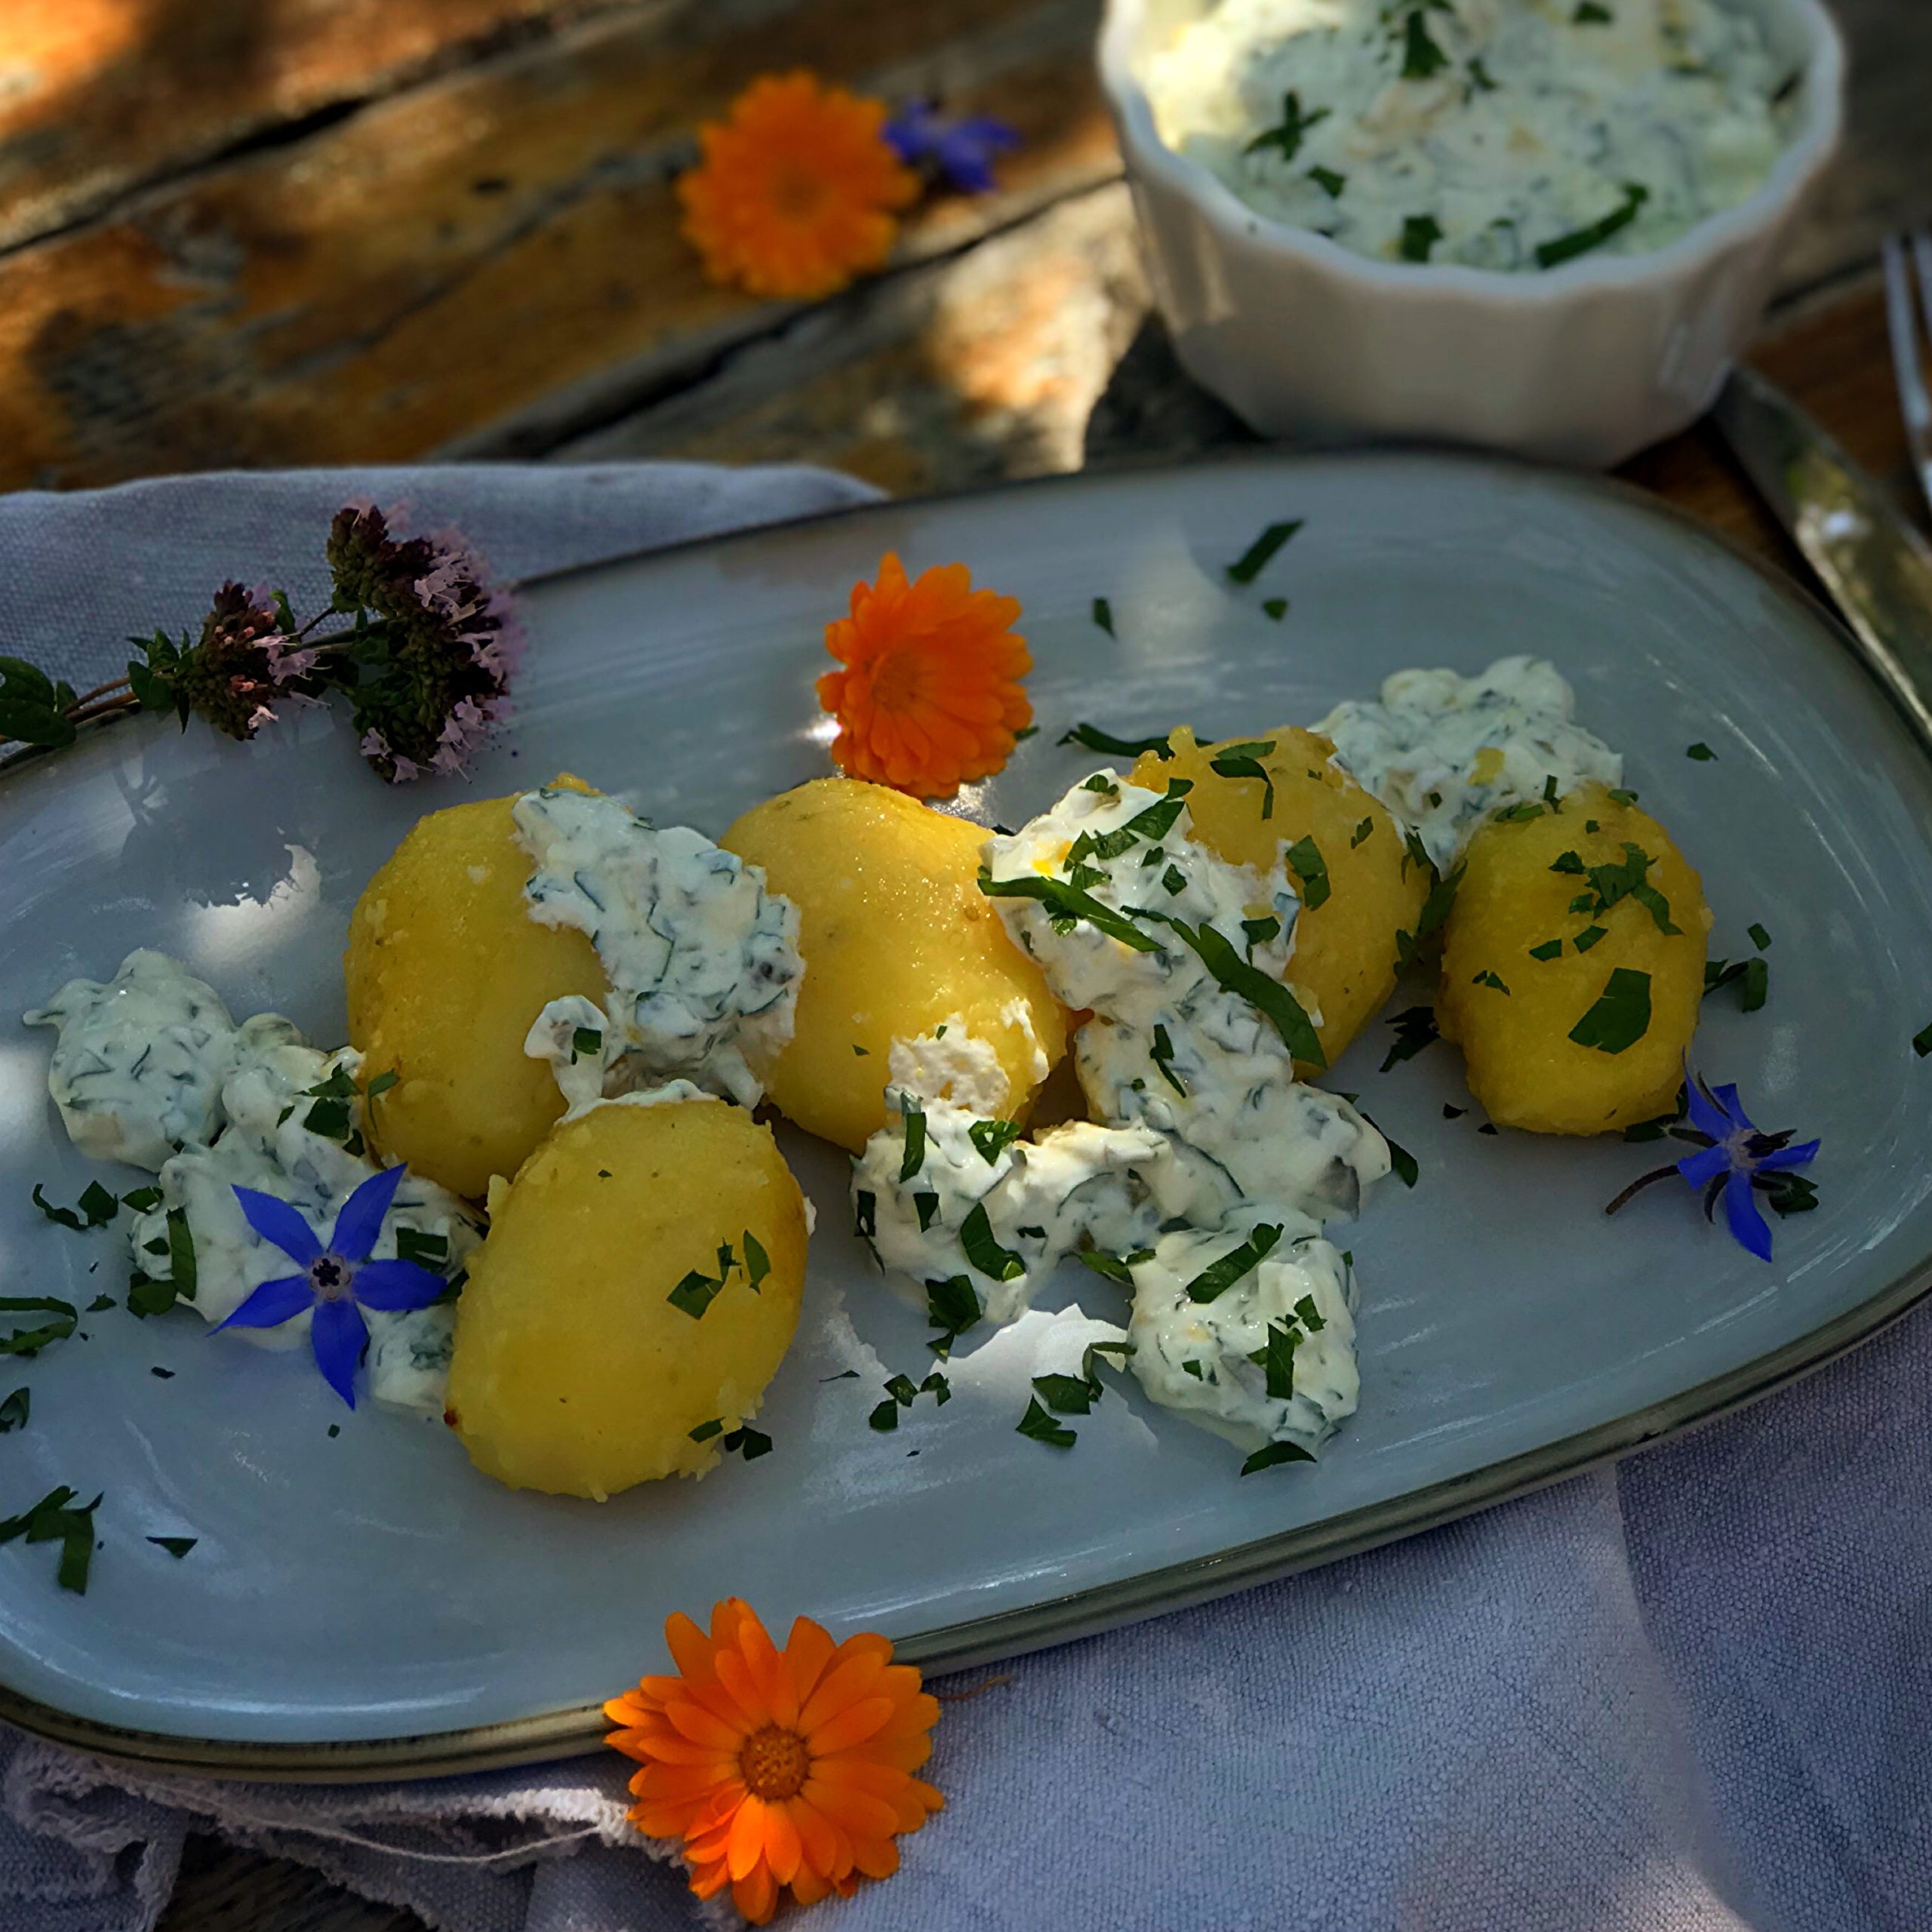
left=0, top=463, right=1924, bottom=1932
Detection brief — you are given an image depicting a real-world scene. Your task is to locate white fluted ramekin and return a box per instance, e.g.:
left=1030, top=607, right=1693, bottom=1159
left=1097, top=0, right=1845, bottom=467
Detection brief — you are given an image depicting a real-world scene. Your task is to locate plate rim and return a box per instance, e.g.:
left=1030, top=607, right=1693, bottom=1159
left=0, top=445, right=1920, bottom=1781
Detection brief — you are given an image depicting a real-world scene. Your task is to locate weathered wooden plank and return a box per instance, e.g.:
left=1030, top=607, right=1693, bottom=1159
left=0, top=0, right=626, bottom=253
left=0, top=0, right=1113, bottom=490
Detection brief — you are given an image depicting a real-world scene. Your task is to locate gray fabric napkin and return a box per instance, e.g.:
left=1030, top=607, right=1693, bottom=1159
left=0, top=463, right=1923, bottom=1932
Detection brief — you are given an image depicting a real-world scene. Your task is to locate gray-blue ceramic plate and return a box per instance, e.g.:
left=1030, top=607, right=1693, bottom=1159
left=2, top=452, right=1929, bottom=1780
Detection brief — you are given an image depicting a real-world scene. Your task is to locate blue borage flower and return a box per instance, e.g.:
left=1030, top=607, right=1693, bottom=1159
left=884, top=101, right=1021, bottom=195
left=1606, top=1070, right=1820, bottom=1262
left=216, top=1165, right=446, bottom=1406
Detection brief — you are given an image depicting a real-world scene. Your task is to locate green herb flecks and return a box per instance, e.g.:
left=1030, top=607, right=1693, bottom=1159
left=570, top=1025, right=601, bottom=1062
left=968, top=1118, right=1023, bottom=1166
left=1244, top=91, right=1330, bottom=164
left=854, top=1190, right=877, bottom=1239
left=1241, top=1439, right=1316, bottom=1476
left=979, top=871, right=1164, bottom=955
left=1210, top=740, right=1278, bottom=820
left=959, top=1202, right=1025, bottom=1283
left=1091, top=597, right=1115, bottom=637
left=1309, top=165, right=1346, bottom=198
left=1149, top=915, right=1325, bottom=1066
left=1017, top=1397, right=1077, bottom=1448
left=0, top=1485, right=101, bottom=1592
left=1186, top=1224, right=1284, bottom=1304
left=1149, top=1023, right=1187, bottom=1097
left=689, top=1418, right=724, bottom=1442
left=0, top=1297, right=78, bottom=1358
left=29, top=1181, right=119, bottom=1232
left=1284, top=835, right=1331, bottom=909
left=1242, top=915, right=1281, bottom=950
left=1400, top=6, right=1449, bottom=78
left=925, top=1276, right=983, bottom=1358
left=294, top=1063, right=367, bottom=1156
left=1686, top=742, right=1716, bottom=761
left=898, top=1104, right=928, bottom=1183
left=1569, top=968, right=1653, bottom=1054
left=1472, top=970, right=1510, bottom=994
left=1262, top=598, right=1290, bottom=620
left=1529, top=939, right=1564, bottom=961
left=1705, top=955, right=1769, bottom=1014
left=1536, top=184, right=1649, bottom=269
left=1380, top=1004, right=1440, bottom=1072
left=1401, top=214, right=1444, bottom=262
left=1574, top=2, right=1613, bottom=20
left=1057, top=722, right=1173, bottom=761
left=0, top=1389, right=26, bottom=1433
left=720, top=1426, right=773, bottom=1463
left=148, top=1536, right=196, bottom=1558
left=1249, top=1320, right=1300, bottom=1401
left=1749, top=922, right=1771, bottom=951
left=1226, top=519, right=1304, bottom=586
left=1351, top=817, right=1374, bottom=850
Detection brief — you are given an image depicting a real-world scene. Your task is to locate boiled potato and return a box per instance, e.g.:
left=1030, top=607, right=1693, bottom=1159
left=445, top=1097, right=808, bottom=1499
left=1132, top=727, right=1426, bottom=1070
left=1436, top=782, right=1710, bottom=1134
left=721, top=778, right=1068, bottom=1151
left=345, top=776, right=605, bottom=1198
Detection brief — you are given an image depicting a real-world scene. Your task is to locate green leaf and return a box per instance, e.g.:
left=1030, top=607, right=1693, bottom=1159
left=1091, top=596, right=1115, bottom=636
left=979, top=870, right=1164, bottom=954
left=1243, top=91, right=1329, bottom=164
left=1379, top=1004, right=1439, bottom=1072
left=0, top=1389, right=26, bottom=1432
left=1740, top=956, right=1769, bottom=1013
left=571, top=1026, right=601, bottom=1061
left=960, top=1202, right=1025, bottom=1282
left=1251, top=1321, right=1300, bottom=1401
left=364, top=1069, right=400, bottom=1101
left=898, top=1104, right=927, bottom=1183
left=119, top=1186, right=162, bottom=1213
left=1568, top=968, right=1653, bottom=1054
left=1262, top=596, right=1289, bottom=620
left=868, top=1399, right=900, bottom=1432
left=0, top=1485, right=100, bottom=1592
left=1057, top=722, right=1173, bottom=761
left=1749, top=922, right=1771, bottom=951
left=1536, top=183, right=1649, bottom=269
left=688, top=1418, right=724, bottom=1441
left=1241, top=1439, right=1316, bottom=1476
left=1242, top=915, right=1281, bottom=949
left=1283, top=835, right=1330, bottom=909
left=1400, top=6, right=1448, bottom=78
left=29, top=1186, right=84, bottom=1232
left=854, top=1191, right=877, bottom=1239
left=1383, top=1132, right=1420, bottom=1188
left=1226, top=519, right=1304, bottom=586
left=1416, top=862, right=1463, bottom=943
left=1528, top=939, right=1564, bottom=961
left=1154, top=917, right=1325, bottom=1066
left=1309, top=166, right=1346, bottom=198
left=127, top=1274, right=181, bottom=1318
left=1574, top=2, right=1614, bottom=20
left=968, top=1118, right=1023, bottom=1165
left=1032, top=1372, right=1097, bottom=1416
left=1400, top=214, right=1444, bottom=262
left=165, top=1208, right=198, bottom=1303
left=1186, top=1224, right=1284, bottom=1304
left=0, top=1297, right=78, bottom=1357
left=913, top=1192, right=940, bottom=1232
left=148, top=1536, right=196, bottom=1558
left=925, top=1275, right=983, bottom=1357
left=1078, top=1248, right=1135, bottom=1285
left=1686, top=741, right=1716, bottom=761
left=1472, top=970, right=1510, bottom=994
left=1149, top=1022, right=1186, bottom=1097
left=722, top=1426, right=773, bottom=1461
left=1574, top=924, right=1608, bottom=952
left=1915, top=1021, right=1932, bottom=1060
left=743, top=1231, right=770, bottom=1291
left=1017, top=1396, right=1077, bottom=1447
left=1350, top=817, right=1375, bottom=849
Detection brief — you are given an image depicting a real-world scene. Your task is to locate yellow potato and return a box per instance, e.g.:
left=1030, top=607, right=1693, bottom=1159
left=345, top=777, right=605, bottom=1199
left=445, top=1097, right=808, bottom=1500
left=1132, top=727, right=1427, bottom=1069
left=1436, top=782, right=1710, bottom=1134
left=721, top=778, right=1068, bottom=1151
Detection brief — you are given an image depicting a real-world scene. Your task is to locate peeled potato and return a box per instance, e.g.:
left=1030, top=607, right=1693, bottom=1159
left=1133, top=728, right=1427, bottom=1069
left=345, top=776, right=605, bottom=1198
left=721, top=778, right=1068, bottom=1151
left=1436, top=782, right=1710, bottom=1134
left=445, top=1097, right=808, bottom=1499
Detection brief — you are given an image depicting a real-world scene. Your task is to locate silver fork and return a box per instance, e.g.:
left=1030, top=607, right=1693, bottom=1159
left=1884, top=232, right=1932, bottom=516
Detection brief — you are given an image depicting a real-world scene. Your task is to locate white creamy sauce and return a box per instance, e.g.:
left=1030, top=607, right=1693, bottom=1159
left=25, top=951, right=242, bottom=1169
left=1127, top=1220, right=1358, bottom=1450
left=29, top=952, right=477, bottom=1417
left=1146, top=0, right=1789, bottom=272
left=887, top=1019, right=1011, bottom=1117
left=854, top=771, right=1386, bottom=1456
left=513, top=787, right=802, bottom=1110
left=1315, top=656, right=1623, bottom=872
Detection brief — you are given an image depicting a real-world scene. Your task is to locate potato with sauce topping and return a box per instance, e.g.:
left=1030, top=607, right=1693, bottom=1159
left=344, top=776, right=606, bottom=1199
left=1131, top=727, right=1426, bottom=1070
left=445, top=1096, right=808, bottom=1500
left=1436, top=783, right=1710, bottom=1134
left=721, top=778, right=1069, bottom=1151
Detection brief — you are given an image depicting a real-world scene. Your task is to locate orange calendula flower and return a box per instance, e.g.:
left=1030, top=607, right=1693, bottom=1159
left=605, top=1598, right=943, bottom=1924
left=678, top=72, right=920, bottom=300
left=817, top=552, right=1032, bottom=798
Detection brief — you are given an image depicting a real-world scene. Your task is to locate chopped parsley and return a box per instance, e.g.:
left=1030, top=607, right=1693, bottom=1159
left=1383, top=1131, right=1420, bottom=1189
left=394, top=1227, right=448, bottom=1269
left=1078, top=1247, right=1152, bottom=1285
left=1091, top=596, right=1115, bottom=636
left=925, top=1275, right=983, bottom=1357
left=869, top=1398, right=900, bottom=1432
left=1241, top=1439, right=1315, bottom=1476
left=1915, top=1022, right=1932, bottom=1060
left=1400, top=6, right=1449, bottom=78
left=1057, top=722, right=1173, bottom=761
left=743, top=1232, right=770, bottom=1292
left=1161, top=863, right=1187, bottom=896
left=1536, top=184, right=1650, bottom=269
left=1017, top=1397, right=1077, bottom=1448
left=0, top=1389, right=26, bottom=1433
left=978, top=871, right=1163, bottom=955
left=1210, top=740, right=1278, bottom=820
left=1396, top=861, right=1463, bottom=969
left=294, top=1064, right=367, bottom=1155
left=1686, top=742, right=1716, bottom=761
left=1472, top=970, right=1510, bottom=994
left=29, top=1181, right=119, bottom=1232
left=667, top=1237, right=762, bottom=1320
left=1185, top=1224, right=1284, bottom=1305
left=1528, top=939, right=1564, bottom=961
left=854, top=1190, right=877, bottom=1239
left=959, top=1202, right=1025, bottom=1282
left=1225, top=518, right=1304, bottom=586
left=365, top=1069, right=399, bottom=1101
left=1150, top=1023, right=1187, bottom=1097
left=1262, top=597, right=1289, bottom=620
left=1242, top=915, right=1281, bottom=949
left=688, top=1418, right=724, bottom=1441
left=1566, top=843, right=1681, bottom=935
left=1749, top=922, right=1771, bottom=951
left=898, top=1104, right=927, bottom=1183
left=1467, top=54, right=1497, bottom=91
left=1309, top=165, right=1346, bottom=198
left=0, top=1297, right=77, bottom=1358
left=1568, top=968, right=1653, bottom=1054
left=1032, top=1371, right=1099, bottom=1417
left=1147, top=915, right=1324, bottom=1066
left=1284, top=835, right=1331, bottom=909
left=1574, top=924, right=1608, bottom=952
left=0, top=1485, right=100, bottom=1592
left=1380, top=1004, right=1440, bottom=1072
left=1244, top=91, right=1330, bottom=164
left=1400, top=214, right=1444, bottom=262
left=1574, top=2, right=1613, bottom=20
left=1249, top=1321, right=1300, bottom=1401
left=147, top=1536, right=196, bottom=1558
left=1350, top=817, right=1374, bottom=850
left=968, top=1118, right=1023, bottom=1165
left=721, top=1426, right=773, bottom=1462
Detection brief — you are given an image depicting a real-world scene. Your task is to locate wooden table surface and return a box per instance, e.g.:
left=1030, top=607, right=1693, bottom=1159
left=0, top=1, right=1918, bottom=1926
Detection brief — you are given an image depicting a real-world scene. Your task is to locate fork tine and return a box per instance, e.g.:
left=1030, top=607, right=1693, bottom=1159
left=1888, top=234, right=1932, bottom=517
